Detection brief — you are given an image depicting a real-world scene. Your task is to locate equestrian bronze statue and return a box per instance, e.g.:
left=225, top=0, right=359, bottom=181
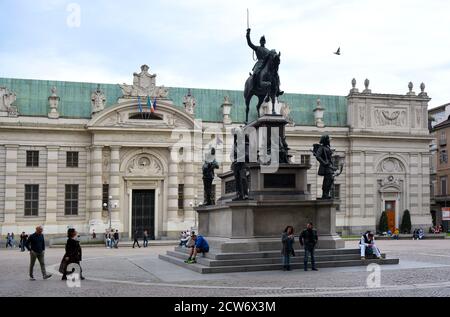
left=244, top=28, right=284, bottom=124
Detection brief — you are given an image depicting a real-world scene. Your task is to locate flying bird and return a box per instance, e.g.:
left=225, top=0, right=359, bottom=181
left=334, top=47, right=341, bottom=55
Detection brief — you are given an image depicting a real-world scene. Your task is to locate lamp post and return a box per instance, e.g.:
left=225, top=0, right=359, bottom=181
left=189, top=195, right=199, bottom=232
left=103, top=195, right=114, bottom=232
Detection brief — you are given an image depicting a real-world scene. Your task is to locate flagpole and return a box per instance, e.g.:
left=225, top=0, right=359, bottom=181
left=138, top=96, right=144, bottom=120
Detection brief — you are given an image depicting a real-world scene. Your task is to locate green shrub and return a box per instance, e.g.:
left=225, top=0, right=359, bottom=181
left=400, top=210, right=412, bottom=234
left=378, top=211, right=388, bottom=233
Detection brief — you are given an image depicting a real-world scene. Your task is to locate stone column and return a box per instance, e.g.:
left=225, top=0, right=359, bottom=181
left=4, top=145, right=18, bottom=227
left=167, top=148, right=179, bottom=231
left=109, top=146, right=121, bottom=228
left=89, top=146, right=104, bottom=229
left=45, top=146, right=59, bottom=230
left=184, top=160, right=195, bottom=223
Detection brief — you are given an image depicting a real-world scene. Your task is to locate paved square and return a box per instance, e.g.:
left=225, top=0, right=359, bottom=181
left=1, top=240, right=450, bottom=297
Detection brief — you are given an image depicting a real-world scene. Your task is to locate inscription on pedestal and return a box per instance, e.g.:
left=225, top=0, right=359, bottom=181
left=264, top=174, right=296, bottom=189
left=225, top=176, right=251, bottom=194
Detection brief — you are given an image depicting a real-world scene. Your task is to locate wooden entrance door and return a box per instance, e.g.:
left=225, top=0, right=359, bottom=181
left=385, top=201, right=396, bottom=232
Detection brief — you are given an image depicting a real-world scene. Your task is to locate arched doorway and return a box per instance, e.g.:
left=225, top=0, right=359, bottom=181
left=377, top=157, right=407, bottom=232
left=121, top=151, right=168, bottom=240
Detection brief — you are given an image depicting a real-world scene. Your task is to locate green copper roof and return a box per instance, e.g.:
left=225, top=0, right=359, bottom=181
left=0, top=77, right=347, bottom=126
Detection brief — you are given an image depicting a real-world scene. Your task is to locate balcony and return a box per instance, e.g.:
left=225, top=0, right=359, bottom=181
left=434, top=195, right=450, bottom=203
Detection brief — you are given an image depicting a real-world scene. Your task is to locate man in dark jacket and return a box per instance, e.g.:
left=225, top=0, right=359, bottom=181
left=26, top=226, right=52, bottom=281
left=132, top=230, right=141, bottom=248
left=299, top=223, right=319, bottom=271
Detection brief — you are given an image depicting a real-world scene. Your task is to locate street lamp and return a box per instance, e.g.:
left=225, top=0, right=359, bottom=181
left=190, top=195, right=199, bottom=232
left=103, top=195, right=114, bottom=231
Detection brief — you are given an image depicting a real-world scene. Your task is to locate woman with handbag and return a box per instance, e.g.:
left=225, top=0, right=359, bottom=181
left=59, top=228, right=84, bottom=281
left=281, top=226, right=296, bottom=271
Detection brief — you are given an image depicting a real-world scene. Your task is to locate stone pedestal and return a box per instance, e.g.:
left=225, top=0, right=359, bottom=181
left=196, top=199, right=344, bottom=250
left=219, top=163, right=310, bottom=203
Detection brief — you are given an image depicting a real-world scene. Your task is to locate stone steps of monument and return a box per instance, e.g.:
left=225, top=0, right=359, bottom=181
left=174, top=246, right=360, bottom=260
left=158, top=253, right=399, bottom=274
left=166, top=250, right=378, bottom=267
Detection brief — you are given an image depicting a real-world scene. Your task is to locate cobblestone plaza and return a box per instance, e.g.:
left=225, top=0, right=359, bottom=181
left=1, top=240, right=450, bottom=297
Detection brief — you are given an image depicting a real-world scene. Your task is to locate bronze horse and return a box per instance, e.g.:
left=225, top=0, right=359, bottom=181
left=244, top=50, right=281, bottom=124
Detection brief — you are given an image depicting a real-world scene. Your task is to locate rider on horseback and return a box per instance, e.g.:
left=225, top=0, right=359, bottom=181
left=246, top=28, right=284, bottom=101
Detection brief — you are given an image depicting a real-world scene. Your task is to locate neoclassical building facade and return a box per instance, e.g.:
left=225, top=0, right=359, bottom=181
left=0, top=66, right=432, bottom=238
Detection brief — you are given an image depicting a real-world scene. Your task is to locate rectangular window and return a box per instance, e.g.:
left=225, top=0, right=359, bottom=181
left=24, top=185, right=39, bottom=216
left=66, top=151, right=79, bottom=168
left=301, top=155, right=311, bottom=165
left=102, top=184, right=109, bottom=211
left=334, top=184, right=341, bottom=200
left=441, top=177, right=447, bottom=196
left=178, top=184, right=184, bottom=210
left=440, top=131, right=447, bottom=146
left=65, top=185, right=79, bottom=216
left=307, top=184, right=312, bottom=193
left=440, top=150, right=448, bottom=164
left=26, top=151, right=39, bottom=167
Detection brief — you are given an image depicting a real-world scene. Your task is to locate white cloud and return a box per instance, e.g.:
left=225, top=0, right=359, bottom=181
left=1, top=0, right=450, bottom=108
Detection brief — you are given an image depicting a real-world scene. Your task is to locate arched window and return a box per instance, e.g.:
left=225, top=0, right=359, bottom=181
left=129, top=113, right=163, bottom=120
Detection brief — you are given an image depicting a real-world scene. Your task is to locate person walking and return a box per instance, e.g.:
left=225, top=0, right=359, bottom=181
left=281, top=226, right=295, bottom=271
left=26, top=226, right=52, bottom=281
left=19, top=232, right=28, bottom=252
left=11, top=232, right=16, bottom=248
left=92, top=230, right=97, bottom=240
left=60, top=228, right=84, bottom=281
left=5, top=233, right=12, bottom=248
left=299, top=223, right=319, bottom=271
left=143, top=230, right=149, bottom=248
left=104, top=230, right=110, bottom=248
left=132, top=230, right=141, bottom=248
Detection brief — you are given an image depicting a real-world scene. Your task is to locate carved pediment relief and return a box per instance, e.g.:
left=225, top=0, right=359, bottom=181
left=126, top=154, right=164, bottom=177
left=119, top=65, right=169, bottom=99
left=374, top=108, right=407, bottom=127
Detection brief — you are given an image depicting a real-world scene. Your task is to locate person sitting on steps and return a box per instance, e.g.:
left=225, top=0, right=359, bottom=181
left=185, top=233, right=209, bottom=264
left=359, top=231, right=382, bottom=260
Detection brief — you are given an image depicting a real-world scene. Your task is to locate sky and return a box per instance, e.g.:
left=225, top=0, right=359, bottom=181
left=1, top=0, right=450, bottom=108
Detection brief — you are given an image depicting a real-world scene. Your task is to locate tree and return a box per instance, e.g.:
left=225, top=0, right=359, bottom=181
left=378, top=211, right=388, bottom=233
left=430, top=210, right=437, bottom=227
left=400, top=209, right=412, bottom=234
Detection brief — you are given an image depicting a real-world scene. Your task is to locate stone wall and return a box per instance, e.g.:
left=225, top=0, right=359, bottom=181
left=0, top=146, right=5, bottom=223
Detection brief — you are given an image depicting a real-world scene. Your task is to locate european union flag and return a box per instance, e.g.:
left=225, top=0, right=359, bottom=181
left=153, top=97, right=157, bottom=111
